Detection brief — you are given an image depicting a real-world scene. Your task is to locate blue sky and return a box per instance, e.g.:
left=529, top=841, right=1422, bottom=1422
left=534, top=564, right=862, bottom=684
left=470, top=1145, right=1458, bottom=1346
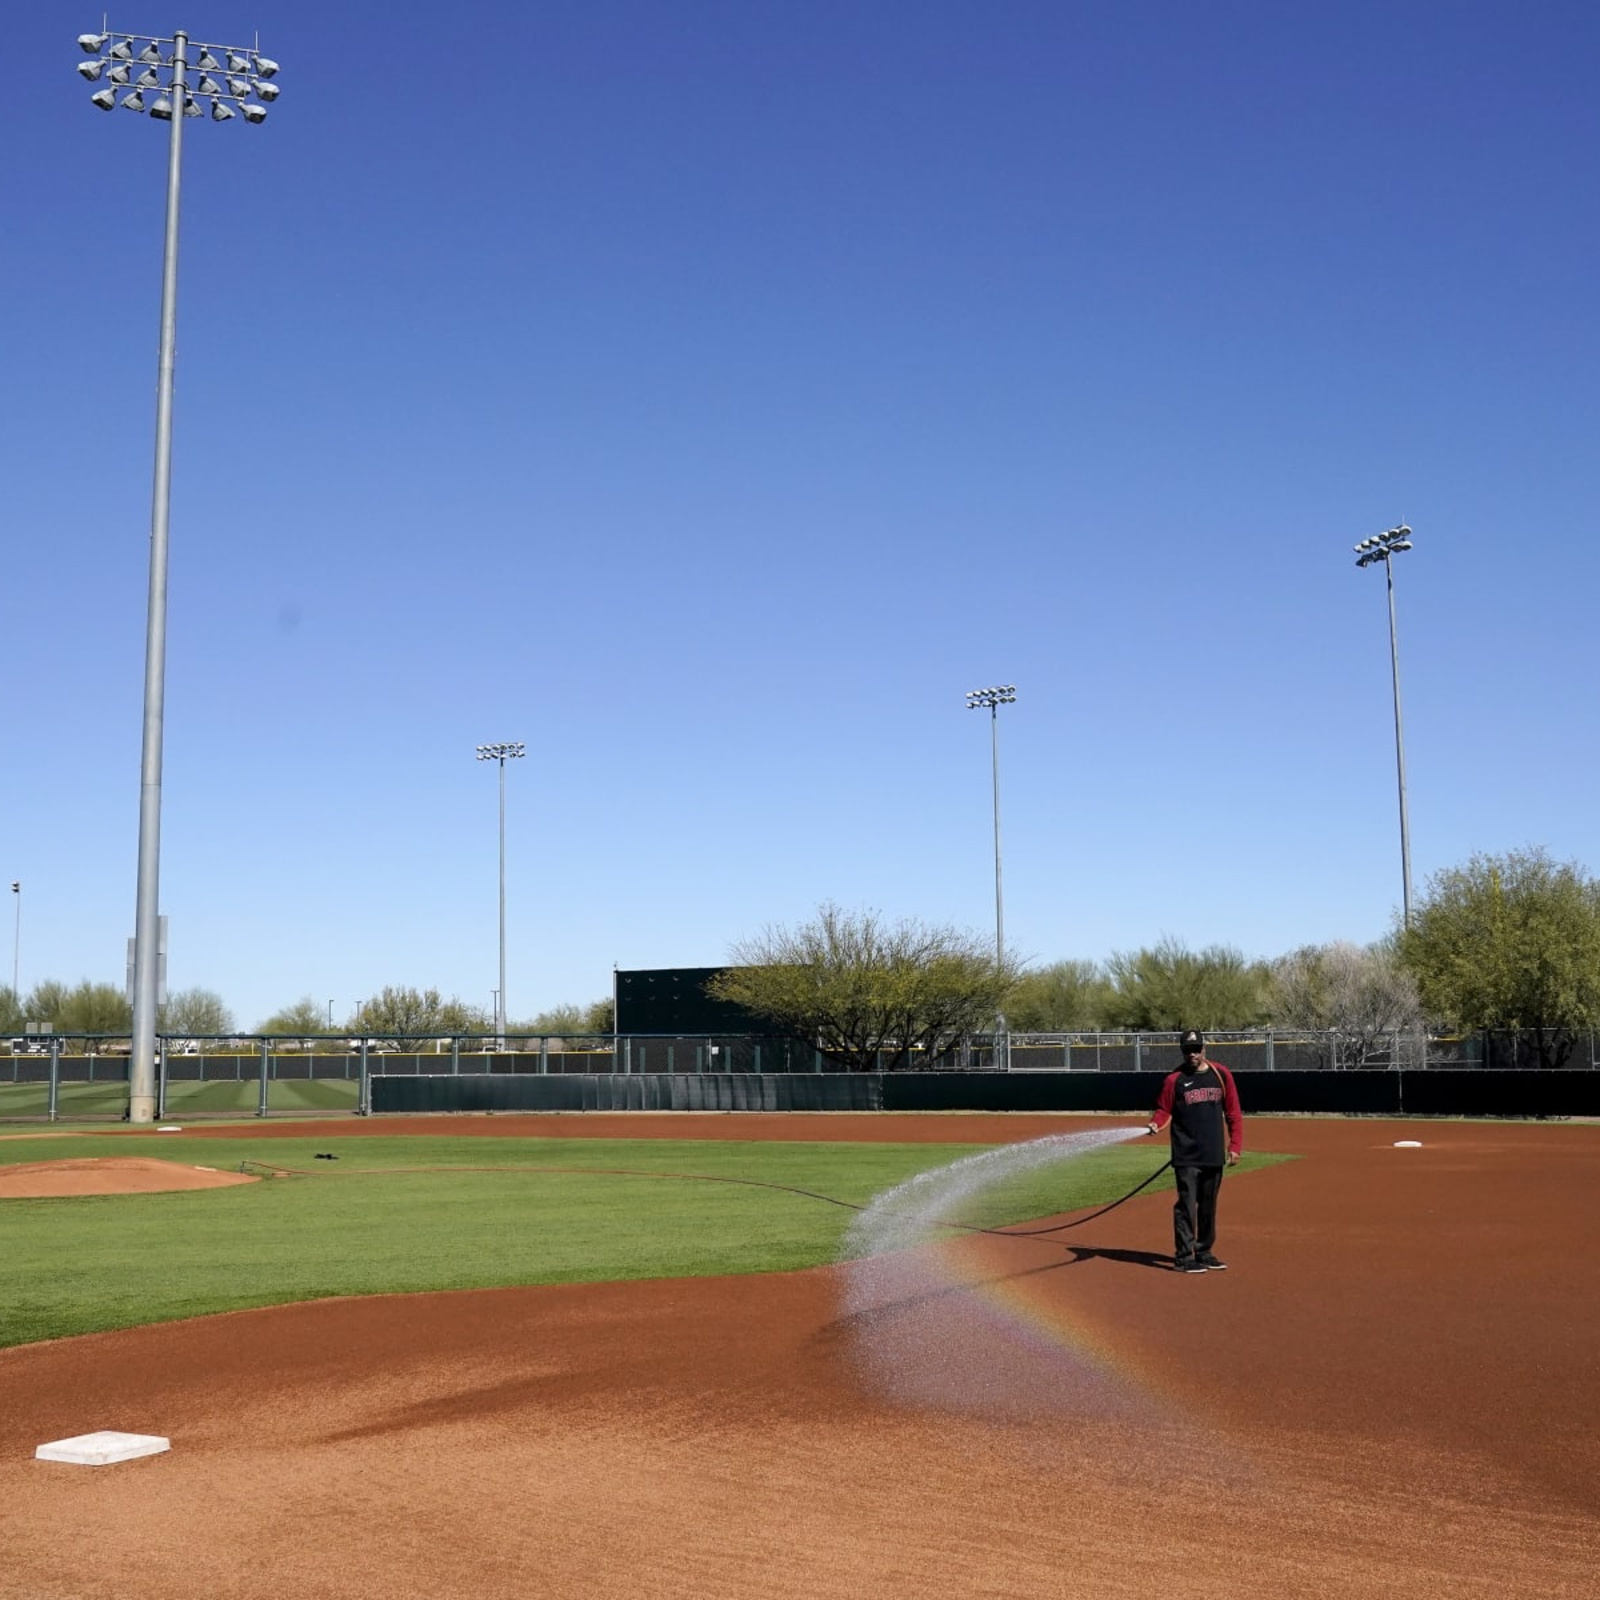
left=7, top=1, right=1599, bottom=1030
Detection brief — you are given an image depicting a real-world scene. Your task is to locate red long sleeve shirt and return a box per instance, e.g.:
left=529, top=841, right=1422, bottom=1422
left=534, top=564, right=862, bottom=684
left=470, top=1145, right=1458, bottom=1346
left=1150, top=1059, right=1243, bottom=1167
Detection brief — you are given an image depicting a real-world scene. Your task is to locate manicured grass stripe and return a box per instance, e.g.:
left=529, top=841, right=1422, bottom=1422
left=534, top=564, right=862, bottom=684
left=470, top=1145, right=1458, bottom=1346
left=0, top=1079, right=362, bottom=1119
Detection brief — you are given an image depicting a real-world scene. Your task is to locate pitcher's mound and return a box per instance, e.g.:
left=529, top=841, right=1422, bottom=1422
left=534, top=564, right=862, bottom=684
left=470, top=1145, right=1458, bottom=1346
left=0, top=1158, right=259, bottom=1199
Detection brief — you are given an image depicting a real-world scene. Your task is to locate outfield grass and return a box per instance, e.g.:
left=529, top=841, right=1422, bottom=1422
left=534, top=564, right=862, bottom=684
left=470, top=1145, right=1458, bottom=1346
left=0, top=1133, right=1291, bottom=1349
left=0, top=1079, right=361, bottom=1120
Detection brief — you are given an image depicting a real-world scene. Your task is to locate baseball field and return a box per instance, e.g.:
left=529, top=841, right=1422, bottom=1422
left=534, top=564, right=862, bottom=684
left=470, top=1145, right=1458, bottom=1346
left=0, top=1111, right=1594, bottom=1598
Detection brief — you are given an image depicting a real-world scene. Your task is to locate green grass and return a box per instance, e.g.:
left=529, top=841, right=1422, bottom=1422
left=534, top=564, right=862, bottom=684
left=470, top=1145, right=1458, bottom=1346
left=0, top=1078, right=361, bottom=1120
left=0, top=1133, right=1292, bottom=1348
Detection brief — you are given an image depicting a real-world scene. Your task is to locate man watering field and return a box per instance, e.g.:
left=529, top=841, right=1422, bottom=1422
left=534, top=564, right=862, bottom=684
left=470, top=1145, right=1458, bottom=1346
left=1147, top=1029, right=1243, bottom=1273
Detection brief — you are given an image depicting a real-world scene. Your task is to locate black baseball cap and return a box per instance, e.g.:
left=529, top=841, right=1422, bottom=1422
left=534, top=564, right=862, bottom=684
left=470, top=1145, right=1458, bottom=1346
left=1179, top=1029, right=1204, bottom=1054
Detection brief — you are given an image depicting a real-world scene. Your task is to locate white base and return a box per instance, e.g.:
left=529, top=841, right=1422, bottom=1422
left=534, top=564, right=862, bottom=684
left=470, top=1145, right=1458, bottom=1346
left=35, top=1431, right=170, bottom=1466
left=1393, top=1139, right=1423, bottom=1148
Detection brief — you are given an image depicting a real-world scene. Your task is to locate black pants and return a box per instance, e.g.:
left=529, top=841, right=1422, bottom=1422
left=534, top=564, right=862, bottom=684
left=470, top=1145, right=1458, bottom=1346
left=1172, top=1165, right=1224, bottom=1260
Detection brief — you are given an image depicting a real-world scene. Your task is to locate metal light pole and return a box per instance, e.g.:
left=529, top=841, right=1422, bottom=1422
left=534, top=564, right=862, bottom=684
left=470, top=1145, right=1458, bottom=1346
left=75, top=27, right=281, bottom=1123
left=1354, top=525, right=1416, bottom=927
left=9, top=882, right=18, bottom=1003
left=966, top=686, right=1016, bottom=1063
left=476, top=743, right=526, bottom=1047
left=966, top=687, right=1016, bottom=965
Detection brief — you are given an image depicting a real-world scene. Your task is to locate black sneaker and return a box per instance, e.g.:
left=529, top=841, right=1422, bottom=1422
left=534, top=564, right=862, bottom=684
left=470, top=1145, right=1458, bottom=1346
left=1196, top=1254, right=1227, bottom=1271
left=1175, top=1257, right=1208, bottom=1273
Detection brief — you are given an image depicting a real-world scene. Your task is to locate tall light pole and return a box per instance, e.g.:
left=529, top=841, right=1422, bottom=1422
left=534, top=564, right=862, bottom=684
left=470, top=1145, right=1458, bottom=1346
left=966, top=686, right=1016, bottom=1062
left=476, top=743, right=525, bottom=1047
left=9, top=882, right=18, bottom=1004
left=75, top=27, right=281, bottom=1123
left=1355, top=525, right=1416, bottom=927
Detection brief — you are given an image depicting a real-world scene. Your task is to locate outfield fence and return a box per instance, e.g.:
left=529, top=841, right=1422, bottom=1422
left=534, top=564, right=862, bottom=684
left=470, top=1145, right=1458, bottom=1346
left=2, top=1028, right=1598, bottom=1121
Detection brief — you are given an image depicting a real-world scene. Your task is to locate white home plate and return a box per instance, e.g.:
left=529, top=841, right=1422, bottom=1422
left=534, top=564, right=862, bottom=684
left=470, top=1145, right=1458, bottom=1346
left=1393, top=1139, right=1423, bottom=1148
left=35, top=1432, right=170, bottom=1466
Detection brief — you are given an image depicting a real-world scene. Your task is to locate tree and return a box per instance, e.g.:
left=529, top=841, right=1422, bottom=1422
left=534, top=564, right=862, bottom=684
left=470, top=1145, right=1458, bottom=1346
left=0, top=986, right=22, bottom=1037
left=1268, top=940, right=1422, bottom=1067
left=520, top=998, right=614, bottom=1037
left=161, top=987, right=236, bottom=1038
left=707, top=903, right=1018, bottom=1071
left=256, top=996, right=336, bottom=1038
left=352, top=986, right=490, bottom=1048
left=22, top=980, right=69, bottom=1030
left=1005, top=959, right=1113, bottom=1032
left=50, top=982, right=133, bottom=1040
left=1102, top=938, right=1271, bottom=1032
left=1401, top=848, right=1600, bottom=1069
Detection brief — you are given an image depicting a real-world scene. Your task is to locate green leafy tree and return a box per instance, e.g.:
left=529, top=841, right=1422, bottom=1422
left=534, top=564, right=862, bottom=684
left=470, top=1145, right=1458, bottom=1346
left=1401, top=848, right=1600, bottom=1069
left=352, top=986, right=490, bottom=1048
left=1005, top=959, right=1113, bottom=1032
left=1268, top=940, right=1422, bottom=1067
left=521, top=998, right=614, bottom=1037
left=22, top=980, right=69, bottom=1031
left=160, top=987, right=236, bottom=1038
left=53, top=982, right=133, bottom=1038
left=257, top=997, right=336, bottom=1038
left=1103, top=938, right=1271, bottom=1032
left=0, top=986, right=22, bottom=1037
left=708, top=903, right=1018, bottom=1071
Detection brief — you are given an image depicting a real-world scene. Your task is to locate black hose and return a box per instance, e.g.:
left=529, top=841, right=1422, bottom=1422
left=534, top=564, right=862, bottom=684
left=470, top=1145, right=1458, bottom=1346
left=249, top=1156, right=1174, bottom=1242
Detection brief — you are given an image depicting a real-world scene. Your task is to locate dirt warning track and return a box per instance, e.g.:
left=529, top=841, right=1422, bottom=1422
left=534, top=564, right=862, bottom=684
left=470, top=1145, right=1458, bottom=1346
left=0, top=1114, right=1594, bottom=1599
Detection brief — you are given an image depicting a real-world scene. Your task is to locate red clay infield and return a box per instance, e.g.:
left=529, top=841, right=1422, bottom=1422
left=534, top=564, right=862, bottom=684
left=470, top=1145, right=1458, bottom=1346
left=1, top=1112, right=1595, bottom=1599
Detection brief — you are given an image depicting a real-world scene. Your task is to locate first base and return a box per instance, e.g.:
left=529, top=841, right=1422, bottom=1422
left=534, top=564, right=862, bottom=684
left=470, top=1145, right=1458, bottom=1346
left=35, top=1432, right=170, bottom=1466
left=1393, top=1139, right=1423, bottom=1148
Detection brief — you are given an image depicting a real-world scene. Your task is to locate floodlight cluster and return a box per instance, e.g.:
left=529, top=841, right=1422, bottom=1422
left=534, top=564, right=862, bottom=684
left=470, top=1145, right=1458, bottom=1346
left=966, top=685, right=1018, bottom=709
left=476, top=743, right=527, bottom=762
left=76, top=29, right=279, bottom=122
left=1354, top=525, right=1414, bottom=568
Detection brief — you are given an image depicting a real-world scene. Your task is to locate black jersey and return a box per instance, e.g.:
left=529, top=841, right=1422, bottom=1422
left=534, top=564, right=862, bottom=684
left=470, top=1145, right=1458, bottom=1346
left=1151, top=1061, right=1243, bottom=1167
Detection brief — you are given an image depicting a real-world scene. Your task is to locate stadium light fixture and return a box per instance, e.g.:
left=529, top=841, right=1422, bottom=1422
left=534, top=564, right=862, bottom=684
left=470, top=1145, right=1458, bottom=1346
left=477, top=743, right=527, bottom=1048
left=1354, top=526, right=1416, bottom=927
left=965, top=686, right=1017, bottom=1061
left=73, top=23, right=283, bottom=1123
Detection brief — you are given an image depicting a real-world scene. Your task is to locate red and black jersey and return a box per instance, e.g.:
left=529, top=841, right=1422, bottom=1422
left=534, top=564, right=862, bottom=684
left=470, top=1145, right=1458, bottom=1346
left=1151, top=1060, right=1243, bottom=1168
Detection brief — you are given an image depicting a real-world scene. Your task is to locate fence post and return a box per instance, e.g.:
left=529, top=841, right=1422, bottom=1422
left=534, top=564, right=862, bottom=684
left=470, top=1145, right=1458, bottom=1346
left=1265, top=1029, right=1274, bottom=1072
left=47, top=1038, right=60, bottom=1122
left=358, top=1040, right=370, bottom=1116
left=257, top=1039, right=271, bottom=1118
left=1133, top=1033, right=1141, bottom=1073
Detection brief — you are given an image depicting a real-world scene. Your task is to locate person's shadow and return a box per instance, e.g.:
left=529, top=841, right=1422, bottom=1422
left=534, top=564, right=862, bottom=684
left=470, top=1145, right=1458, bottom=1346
left=1058, top=1244, right=1172, bottom=1271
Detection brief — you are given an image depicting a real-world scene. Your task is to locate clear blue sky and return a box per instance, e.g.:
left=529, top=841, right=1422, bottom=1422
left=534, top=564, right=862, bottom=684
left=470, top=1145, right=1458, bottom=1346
left=8, top=2, right=1599, bottom=1030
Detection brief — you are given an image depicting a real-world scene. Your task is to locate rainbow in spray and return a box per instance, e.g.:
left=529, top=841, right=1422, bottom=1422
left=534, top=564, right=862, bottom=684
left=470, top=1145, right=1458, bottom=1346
left=838, top=1127, right=1166, bottom=1421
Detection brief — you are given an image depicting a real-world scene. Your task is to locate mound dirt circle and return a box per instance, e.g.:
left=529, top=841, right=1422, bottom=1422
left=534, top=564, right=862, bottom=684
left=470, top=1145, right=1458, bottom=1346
left=0, top=1157, right=259, bottom=1199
